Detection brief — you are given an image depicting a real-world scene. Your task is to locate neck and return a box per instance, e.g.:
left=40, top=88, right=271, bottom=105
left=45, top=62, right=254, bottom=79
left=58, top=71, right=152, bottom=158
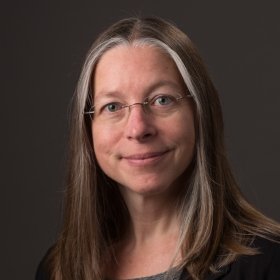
left=110, top=188, right=182, bottom=279
left=119, top=187, right=181, bottom=245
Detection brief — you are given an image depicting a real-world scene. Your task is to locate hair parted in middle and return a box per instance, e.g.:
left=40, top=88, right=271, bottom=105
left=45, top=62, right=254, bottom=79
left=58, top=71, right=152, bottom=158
left=50, top=17, right=280, bottom=280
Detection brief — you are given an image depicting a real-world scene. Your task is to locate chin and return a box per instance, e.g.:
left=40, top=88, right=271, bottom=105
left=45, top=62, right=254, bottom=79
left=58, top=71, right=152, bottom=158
left=118, top=180, right=176, bottom=198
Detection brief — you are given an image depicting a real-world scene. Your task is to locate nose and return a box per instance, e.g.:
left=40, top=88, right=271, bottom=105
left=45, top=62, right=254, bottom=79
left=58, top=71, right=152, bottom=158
left=124, top=104, right=157, bottom=142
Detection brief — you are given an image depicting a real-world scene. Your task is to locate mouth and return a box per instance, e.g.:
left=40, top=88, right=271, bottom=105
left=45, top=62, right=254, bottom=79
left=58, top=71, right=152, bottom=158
left=121, top=150, right=171, bottom=166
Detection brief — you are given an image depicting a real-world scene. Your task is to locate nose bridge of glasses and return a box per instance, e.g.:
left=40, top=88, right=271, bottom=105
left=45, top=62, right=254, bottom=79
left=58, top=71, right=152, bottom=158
left=126, top=101, right=149, bottom=112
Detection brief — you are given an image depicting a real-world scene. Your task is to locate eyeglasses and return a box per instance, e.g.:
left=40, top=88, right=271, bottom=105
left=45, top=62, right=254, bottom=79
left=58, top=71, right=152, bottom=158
left=84, top=92, right=192, bottom=122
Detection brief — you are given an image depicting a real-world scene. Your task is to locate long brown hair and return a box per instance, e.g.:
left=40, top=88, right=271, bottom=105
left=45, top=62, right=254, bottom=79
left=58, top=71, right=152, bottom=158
left=46, top=17, right=280, bottom=280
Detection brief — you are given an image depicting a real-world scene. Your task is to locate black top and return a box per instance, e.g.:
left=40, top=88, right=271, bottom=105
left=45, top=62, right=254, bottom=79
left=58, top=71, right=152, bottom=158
left=35, top=237, right=280, bottom=279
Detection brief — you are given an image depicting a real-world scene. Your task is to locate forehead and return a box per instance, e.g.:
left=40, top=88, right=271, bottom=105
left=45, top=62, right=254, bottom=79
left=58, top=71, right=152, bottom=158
left=97, top=44, right=174, bottom=69
left=93, top=44, right=185, bottom=97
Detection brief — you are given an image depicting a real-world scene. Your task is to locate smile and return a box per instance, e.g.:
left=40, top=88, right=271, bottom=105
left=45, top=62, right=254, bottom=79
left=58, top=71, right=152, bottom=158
left=121, top=150, right=171, bottom=166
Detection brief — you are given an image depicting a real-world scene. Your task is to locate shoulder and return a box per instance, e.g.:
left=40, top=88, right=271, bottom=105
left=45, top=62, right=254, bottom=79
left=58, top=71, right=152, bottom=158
left=224, top=236, right=280, bottom=280
left=35, top=248, right=53, bottom=280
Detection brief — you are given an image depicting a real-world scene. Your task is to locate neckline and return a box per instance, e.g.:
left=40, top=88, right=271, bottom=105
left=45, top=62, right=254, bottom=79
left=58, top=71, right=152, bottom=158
left=117, top=266, right=185, bottom=280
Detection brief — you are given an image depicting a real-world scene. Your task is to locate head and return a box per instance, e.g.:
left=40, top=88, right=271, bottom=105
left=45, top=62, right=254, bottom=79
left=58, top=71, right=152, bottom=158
left=68, top=16, right=226, bottom=241
left=71, top=16, right=224, bottom=216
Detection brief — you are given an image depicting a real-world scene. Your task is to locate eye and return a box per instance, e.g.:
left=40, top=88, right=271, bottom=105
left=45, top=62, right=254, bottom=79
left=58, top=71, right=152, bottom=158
left=151, top=94, right=176, bottom=106
left=102, top=102, right=124, bottom=113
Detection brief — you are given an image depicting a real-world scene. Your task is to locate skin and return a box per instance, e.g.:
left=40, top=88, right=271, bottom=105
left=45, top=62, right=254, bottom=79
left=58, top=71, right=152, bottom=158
left=92, top=45, right=196, bottom=277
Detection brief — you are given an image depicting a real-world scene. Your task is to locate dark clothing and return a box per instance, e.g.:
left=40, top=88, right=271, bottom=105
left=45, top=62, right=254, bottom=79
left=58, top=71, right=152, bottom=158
left=214, top=237, right=280, bottom=280
left=36, top=247, right=52, bottom=280
left=36, top=237, right=280, bottom=279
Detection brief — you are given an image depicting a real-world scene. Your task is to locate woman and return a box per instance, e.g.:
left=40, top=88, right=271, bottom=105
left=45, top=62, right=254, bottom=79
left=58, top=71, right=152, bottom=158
left=36, top=17, right=280, bottom=280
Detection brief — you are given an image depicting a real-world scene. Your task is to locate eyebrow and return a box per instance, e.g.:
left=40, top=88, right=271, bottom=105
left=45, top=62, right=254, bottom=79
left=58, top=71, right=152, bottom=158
left=94, top=80, right=183, bottom=100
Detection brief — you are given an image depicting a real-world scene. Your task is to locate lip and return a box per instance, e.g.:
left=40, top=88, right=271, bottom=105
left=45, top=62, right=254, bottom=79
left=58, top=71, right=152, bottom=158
left=121, top=150, right=171, bottom=166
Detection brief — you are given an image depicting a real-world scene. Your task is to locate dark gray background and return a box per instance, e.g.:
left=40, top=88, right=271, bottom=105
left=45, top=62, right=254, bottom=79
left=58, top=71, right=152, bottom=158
left=1, top=1, right=279, bottom=279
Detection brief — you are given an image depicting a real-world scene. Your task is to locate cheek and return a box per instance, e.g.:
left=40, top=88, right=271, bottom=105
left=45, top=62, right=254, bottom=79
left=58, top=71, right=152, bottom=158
left=172, top=115, right=196, bottom=162
left=92, top=124, right=119, bottom=161
left=182, top=108, right=196, bottom=143
left=170, top=113, right=196, bottom=144
left=183, top=123, right=196, bottom=145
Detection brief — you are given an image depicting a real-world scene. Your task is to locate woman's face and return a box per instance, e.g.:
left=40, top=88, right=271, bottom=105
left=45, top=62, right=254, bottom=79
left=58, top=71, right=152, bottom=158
left=92, top=45, right=195, bottom=197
